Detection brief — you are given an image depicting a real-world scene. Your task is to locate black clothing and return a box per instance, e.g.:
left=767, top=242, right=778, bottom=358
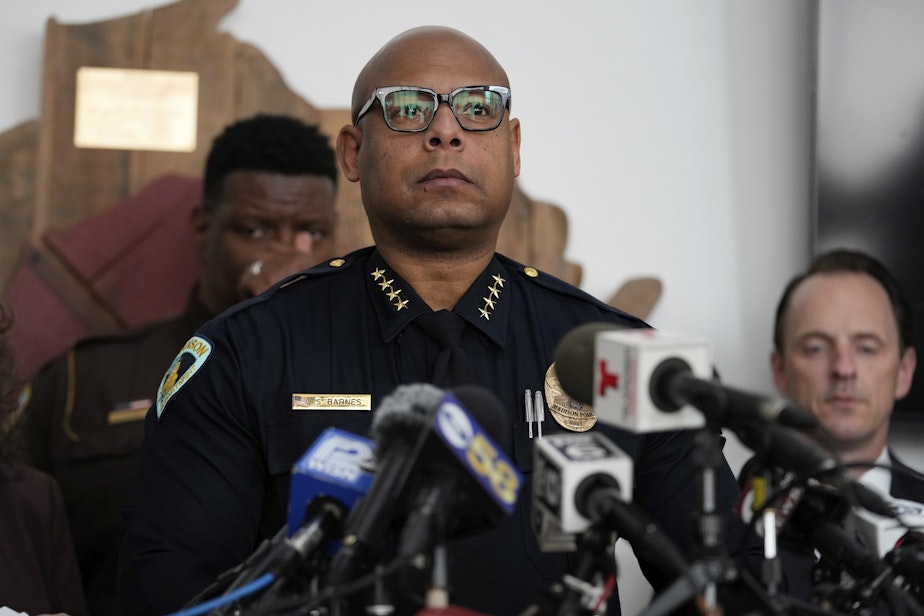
left=23, top=294, right=213, bottom=616
left=890, top=449, right=924, bottom=503
left=0, top=464, right=88, bottom=616
left=119, top=247, right=746, bottom=616
left=777, top=447, right=924, bottom=614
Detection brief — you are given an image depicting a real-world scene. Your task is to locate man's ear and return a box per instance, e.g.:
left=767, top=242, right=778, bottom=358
left=770, top=348, right=788, bottom=395
left=337, top=125, right=362, bottom=183
left=508, top=117, right=521, bottom=178
left=895, top=346, right=917, bottom=400
left=190, top=204, right=209, bottom=262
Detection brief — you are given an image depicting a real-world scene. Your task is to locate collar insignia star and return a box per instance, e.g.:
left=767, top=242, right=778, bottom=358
left=370, top=267, right=409, bottom=312
left=478, top=272, right=506, bottom=320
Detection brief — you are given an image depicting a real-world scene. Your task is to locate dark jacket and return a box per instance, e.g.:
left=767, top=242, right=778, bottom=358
left=24, top=294, right=212, bottom=616
left=0, top=464, right=88, bottom=616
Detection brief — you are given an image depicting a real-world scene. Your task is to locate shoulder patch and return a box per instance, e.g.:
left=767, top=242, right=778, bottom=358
left=156, top=335, right=212, bottom=420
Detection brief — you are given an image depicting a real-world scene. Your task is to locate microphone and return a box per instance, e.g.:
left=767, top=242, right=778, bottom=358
left=734, top=422, right=896, bottom=520
left=287, top=427, right=375, bottom=537
left=326, top=383, right=445, bottom=586
left=846, top=497, right=924, bottom=558
left=886, top=530, right=924, bottom=603
left=395, top=384, right=521, bottom=564
left=553, top=323, right=818, bottom=433
left=207, top=428, right=375, bottom=614
left=327, top=383, right=522, bottom=589
left=533, top=432, right=688, bottom=578
left=533, top=431, right=633, bottom=537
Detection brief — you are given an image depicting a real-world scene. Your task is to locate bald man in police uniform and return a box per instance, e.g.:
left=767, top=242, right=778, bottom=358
left=120, top=28, right=748, bottom=616
left=24, top=114, right=339, bottom=616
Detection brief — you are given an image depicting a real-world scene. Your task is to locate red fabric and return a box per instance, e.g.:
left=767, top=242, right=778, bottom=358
left=5, top=261, right=92, bottom=383
left=4, top=174, right=204, bottom=382
left=44, top=174, right=203, bottom=329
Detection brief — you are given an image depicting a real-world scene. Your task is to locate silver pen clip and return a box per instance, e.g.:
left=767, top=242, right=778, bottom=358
left=525, top=389, right=534, bottom=439
left=534, top=389, right=545, bottom=439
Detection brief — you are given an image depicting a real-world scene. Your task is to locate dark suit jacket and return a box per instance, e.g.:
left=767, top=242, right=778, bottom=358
left=889, top=449, right=924, bottom=503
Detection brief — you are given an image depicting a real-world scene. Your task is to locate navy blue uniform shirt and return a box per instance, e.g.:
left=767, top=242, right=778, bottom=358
left=119, top=247, right=745, bottom=615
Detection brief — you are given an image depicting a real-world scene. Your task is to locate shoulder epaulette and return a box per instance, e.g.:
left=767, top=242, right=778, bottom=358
left=497, top=253, right=649, bottom=328
left=277, top=254, right=357, bottom=290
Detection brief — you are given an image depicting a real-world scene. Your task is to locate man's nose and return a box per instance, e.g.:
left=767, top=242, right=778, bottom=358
left=832, top=346, right=857, bottom=378
left=426, top=104, right=463, bottom=147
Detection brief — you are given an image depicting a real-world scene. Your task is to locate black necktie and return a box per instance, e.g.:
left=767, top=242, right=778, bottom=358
left=416, top=310, right=476, bottom=387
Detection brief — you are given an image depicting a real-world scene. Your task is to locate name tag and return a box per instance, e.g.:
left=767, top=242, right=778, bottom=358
left=107, top=399, right=151, bottom=424
left=292, top=394, right=372, bottom=411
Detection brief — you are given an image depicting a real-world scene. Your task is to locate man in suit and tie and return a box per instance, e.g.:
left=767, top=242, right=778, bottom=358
left=768, top=247, right=924, bottom=610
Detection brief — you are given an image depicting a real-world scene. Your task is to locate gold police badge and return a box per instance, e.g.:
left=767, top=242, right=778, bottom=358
left=543, top=363, right=597, bottom=431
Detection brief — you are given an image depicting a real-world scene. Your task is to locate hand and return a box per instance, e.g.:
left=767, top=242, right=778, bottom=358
left=237, top=251, right=320, bottom=300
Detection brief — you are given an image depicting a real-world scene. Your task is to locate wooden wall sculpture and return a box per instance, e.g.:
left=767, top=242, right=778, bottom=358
left=0, top=0, right=583, bottom=382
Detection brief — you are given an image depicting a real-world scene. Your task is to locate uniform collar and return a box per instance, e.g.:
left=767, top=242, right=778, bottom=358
left=365, top=249, right=510, bottom=347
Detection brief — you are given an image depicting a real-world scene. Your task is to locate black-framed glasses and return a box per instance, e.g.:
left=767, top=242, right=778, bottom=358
left=354, top=85, right=511, bottom=133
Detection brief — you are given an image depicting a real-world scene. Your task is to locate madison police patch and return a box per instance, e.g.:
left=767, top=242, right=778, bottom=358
left=156, top=335, right=212, bottom=420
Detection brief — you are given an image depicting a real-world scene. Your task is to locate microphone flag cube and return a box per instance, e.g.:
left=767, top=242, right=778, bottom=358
left=594, top=329, right=712, bottom=433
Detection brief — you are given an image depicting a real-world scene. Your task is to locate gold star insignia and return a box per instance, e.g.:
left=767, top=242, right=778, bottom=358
left=489, top=286, right=500, bottom=298
left=378, top=278, right=394, bottom=290
left=395, top=298, right=409, bottom=311
left=386, top=289, right=402, bottom=300
left=371, top=268, right=386, bottom=280
left=478, top=307, right=491, bottom=320
left=492, top=274, right=506, bottom=287
left=483, top=297, right=496, bottom=309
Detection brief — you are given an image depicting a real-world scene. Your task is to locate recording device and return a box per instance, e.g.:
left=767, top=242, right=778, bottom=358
left=288, top=427, right=375, bottom=536
left=533, top=431, right=633, bottom=540
left=530, top=432, right=693, bottom=615
left=205, top=428, right=375, bottom=614
left=325, top=384, right=443, bottom=585
left=846, top=500, right=924, bottom=605
left=553, top=323, right=818, bottom=433
left=533, top=432, right=690, bottom=576
left=846, top=497, right=924, bottom=557
left=328, top=383, right=522, bottom=590
left=735, top=423, right=896, bottom=522
left=395, top=383, right=521, bottom=563
left=886, top=529, right=924, bottom=605
left=735, top=445, right=924, bottom=615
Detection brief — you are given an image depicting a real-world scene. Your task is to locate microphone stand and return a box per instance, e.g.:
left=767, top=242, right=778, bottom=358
left=553, top=524, right=618, bottom=616
left=743, top=459, right=787, bottom=599
left=692, top=426, right=739, bottom=610
left=636, top=427, right=737, bottom=616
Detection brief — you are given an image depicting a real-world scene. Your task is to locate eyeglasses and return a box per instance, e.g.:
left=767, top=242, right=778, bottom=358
left=354, top=85, right=511, bottom=133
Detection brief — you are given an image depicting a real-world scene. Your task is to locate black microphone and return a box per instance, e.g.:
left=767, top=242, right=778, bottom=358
left=395, top=383, right=520, bottom=562
left=734, top=422, right=896, bottom=520
left=327, top=383, right=522, bottom=589
left=327, top=384, right=445, bottom=586
left=887, top=531, right=924, bottom=604
left=553, top=323, right=818, bottom=432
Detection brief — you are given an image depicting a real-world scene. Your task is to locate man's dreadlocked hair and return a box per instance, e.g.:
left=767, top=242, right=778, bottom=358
left=202, top=114, right=338, bottom=212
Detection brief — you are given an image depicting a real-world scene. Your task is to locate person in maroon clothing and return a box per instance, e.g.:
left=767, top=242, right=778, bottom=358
left=0, top=303, right=86, bottom=616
